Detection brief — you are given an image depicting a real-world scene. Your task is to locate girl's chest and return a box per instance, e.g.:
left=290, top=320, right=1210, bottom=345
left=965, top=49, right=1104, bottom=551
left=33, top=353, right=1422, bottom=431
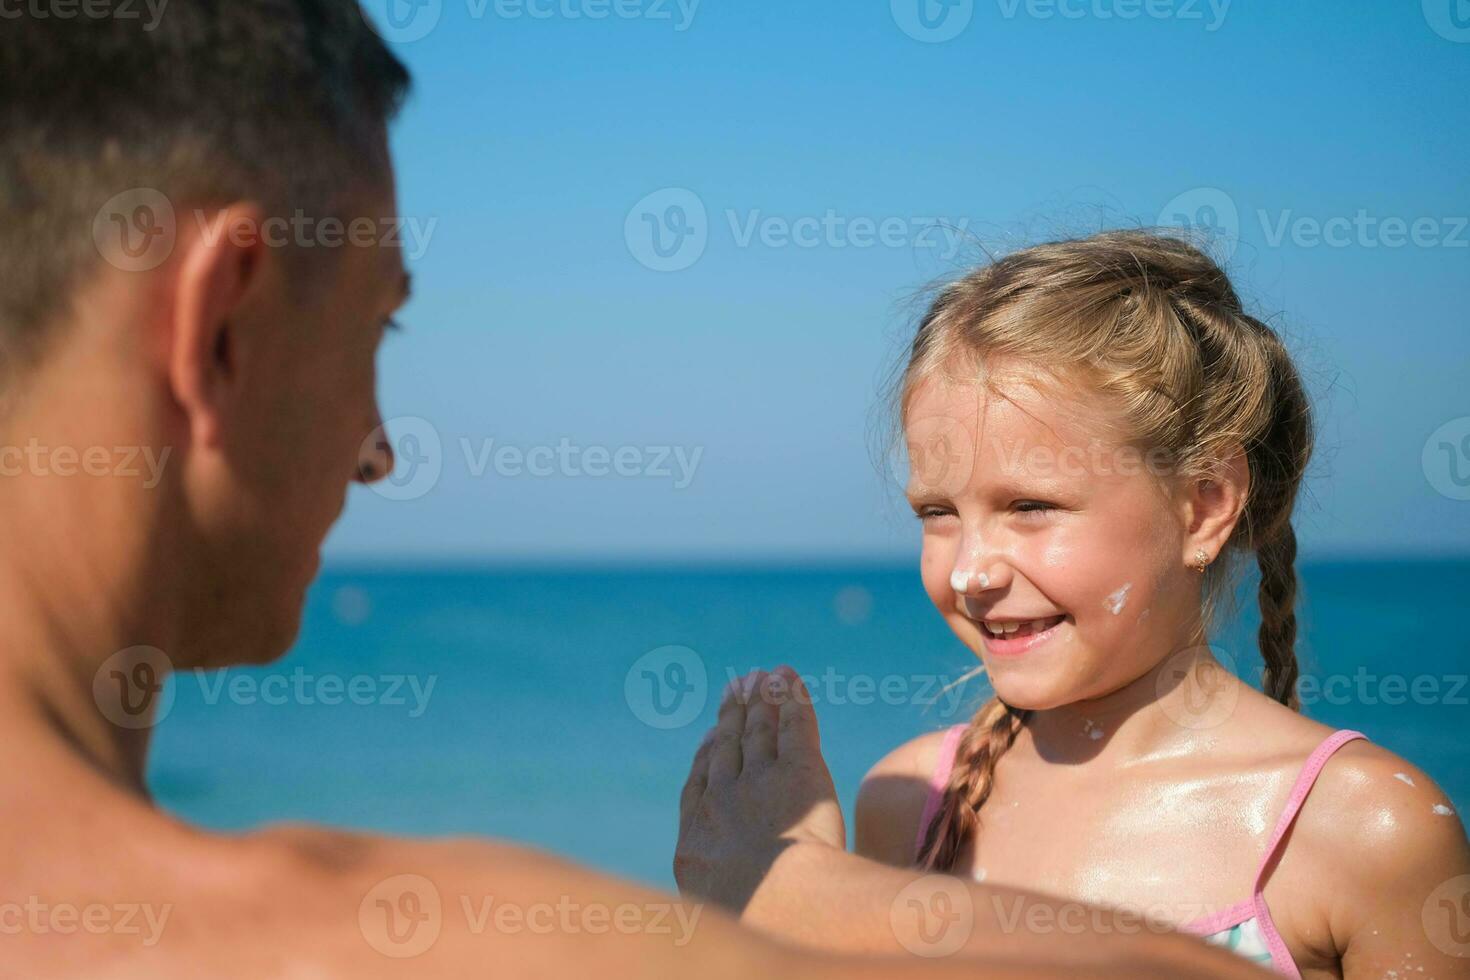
left=953, top=762, right=1288, bottom=924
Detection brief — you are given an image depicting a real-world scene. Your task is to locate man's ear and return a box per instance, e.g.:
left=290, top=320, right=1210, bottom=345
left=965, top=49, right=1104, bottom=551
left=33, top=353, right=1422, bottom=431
left=167, top=203, right=267, bottom=449
left=1178, top=444, right=1251, bottom=566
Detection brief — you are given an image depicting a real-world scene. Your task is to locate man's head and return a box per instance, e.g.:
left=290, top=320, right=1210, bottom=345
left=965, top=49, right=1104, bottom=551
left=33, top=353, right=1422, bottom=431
left=0, top=1, right=413, bottom=667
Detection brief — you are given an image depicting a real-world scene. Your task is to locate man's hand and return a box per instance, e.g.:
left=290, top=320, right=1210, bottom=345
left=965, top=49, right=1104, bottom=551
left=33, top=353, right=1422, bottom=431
left=675, top=666, right=846, bottom=913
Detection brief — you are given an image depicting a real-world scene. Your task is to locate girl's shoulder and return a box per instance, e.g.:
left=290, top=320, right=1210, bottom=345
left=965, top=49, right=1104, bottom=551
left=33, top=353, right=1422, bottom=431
left=853, top=726, right=965, bottom=868
left=1289, top=735, right=1466, bottom=878
left=1225, top=689, right=1463, bottom=858
left=1275, top=731, right=1470, bottom=968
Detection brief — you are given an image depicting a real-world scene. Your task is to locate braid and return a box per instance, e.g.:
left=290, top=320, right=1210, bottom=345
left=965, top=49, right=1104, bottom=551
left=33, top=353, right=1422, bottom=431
left=1238, top=317, right=1311, bottom=711
left=916, top=699, right=1028, bottom=872
left=1257, top=522, right=1302, bottom=709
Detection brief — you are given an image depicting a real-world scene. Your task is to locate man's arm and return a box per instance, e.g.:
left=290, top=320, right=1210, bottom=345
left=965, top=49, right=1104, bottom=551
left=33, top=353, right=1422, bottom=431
left=674, top=667, right=1270, bottom=979
left=235, top=826, right=1234, bottom=979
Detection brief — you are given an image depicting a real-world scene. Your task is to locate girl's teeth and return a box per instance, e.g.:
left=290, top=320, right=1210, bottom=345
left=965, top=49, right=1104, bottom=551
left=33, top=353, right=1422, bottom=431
left=986, top=616, right=1061, bottom=638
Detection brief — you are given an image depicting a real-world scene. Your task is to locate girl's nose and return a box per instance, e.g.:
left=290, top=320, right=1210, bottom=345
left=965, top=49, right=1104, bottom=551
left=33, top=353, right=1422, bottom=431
left=949, top=567, right=992, bottom=595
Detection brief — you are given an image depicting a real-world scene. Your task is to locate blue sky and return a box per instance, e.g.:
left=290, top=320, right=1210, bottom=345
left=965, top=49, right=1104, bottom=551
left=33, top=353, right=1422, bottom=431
left=326, top=0, right=1470, bottom=564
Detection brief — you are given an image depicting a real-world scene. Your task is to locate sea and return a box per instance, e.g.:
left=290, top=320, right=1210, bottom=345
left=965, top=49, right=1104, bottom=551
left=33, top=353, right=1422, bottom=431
left=147, top=558, right=1469, bottom=891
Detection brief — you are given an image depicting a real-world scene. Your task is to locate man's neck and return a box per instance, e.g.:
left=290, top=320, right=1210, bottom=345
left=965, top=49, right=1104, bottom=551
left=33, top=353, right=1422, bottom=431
left=0, top=558, right=165, bottom=795
left=0, top=426, right=182, bottom=795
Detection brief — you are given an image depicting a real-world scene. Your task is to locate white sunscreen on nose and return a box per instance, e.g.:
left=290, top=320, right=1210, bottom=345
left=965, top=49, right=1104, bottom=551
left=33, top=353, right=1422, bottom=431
left=950, top=570, right=970, bottom=593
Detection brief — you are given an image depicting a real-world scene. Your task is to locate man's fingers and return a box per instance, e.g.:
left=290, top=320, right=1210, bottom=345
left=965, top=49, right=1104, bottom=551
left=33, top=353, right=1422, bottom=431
left=773, top=664, right=821, bottom=759
left=706, top=673, right=751, bottom=784
left=741, top=671, right=779, bottom=764
left=679, top=727, right=715, bottom=832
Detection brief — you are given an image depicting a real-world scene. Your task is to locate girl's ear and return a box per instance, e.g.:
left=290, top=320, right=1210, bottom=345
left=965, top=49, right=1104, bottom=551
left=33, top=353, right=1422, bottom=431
left=1180, top=445, right=1250, bottom=565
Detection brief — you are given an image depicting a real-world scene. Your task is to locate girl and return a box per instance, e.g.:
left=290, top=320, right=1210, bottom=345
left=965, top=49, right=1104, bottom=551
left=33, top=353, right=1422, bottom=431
left=855, top=231, right=1470, bottom=978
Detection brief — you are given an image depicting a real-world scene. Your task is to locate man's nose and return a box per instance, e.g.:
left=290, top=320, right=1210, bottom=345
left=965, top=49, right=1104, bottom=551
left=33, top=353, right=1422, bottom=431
left=355, top=415, right=396, bottom=485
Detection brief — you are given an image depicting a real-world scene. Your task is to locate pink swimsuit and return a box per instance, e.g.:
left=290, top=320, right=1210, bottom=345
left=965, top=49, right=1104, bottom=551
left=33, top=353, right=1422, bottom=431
left=914, top=724, right=1367, bottom=977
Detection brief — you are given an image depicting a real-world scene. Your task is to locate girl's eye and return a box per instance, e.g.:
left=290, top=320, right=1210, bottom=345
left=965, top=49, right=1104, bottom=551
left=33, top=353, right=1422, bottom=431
left=914, top=507, right=955, bottom=523
left=1014, top=500, right=1055, bottom=516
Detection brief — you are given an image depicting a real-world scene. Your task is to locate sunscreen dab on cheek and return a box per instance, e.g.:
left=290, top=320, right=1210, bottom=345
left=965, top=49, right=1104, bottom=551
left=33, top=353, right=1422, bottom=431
left=1104, top=583, right=1132, bottom=615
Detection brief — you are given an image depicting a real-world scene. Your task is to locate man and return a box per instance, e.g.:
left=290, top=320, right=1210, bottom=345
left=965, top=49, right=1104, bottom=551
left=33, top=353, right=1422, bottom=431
left=0, top=3, right=1264, bottom=975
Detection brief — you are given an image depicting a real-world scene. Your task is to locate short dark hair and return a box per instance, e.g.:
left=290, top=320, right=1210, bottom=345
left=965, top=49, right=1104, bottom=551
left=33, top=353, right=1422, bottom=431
left=0, top=0, right=411, bottom=368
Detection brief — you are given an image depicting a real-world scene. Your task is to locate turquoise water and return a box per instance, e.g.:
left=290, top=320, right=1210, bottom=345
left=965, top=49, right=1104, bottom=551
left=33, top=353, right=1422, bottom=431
left=149, top=559, right=1469, bottom=890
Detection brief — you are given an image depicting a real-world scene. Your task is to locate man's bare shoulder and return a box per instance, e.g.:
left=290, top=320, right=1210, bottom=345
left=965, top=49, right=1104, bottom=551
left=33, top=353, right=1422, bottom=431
left=104, top=822, right=728, bottom=977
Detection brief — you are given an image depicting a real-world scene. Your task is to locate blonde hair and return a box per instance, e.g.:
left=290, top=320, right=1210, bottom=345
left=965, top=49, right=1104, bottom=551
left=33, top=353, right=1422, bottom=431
left=906, top=230, right=1313, bottom=872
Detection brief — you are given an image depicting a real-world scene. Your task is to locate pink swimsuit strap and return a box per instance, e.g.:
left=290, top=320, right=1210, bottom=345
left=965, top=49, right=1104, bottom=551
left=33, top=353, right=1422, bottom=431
left=912, top=723, right=968, bottom=862
left=912, top=723, right=1368, bottom=979
left=1233, top=728, right=1367, bottom=977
